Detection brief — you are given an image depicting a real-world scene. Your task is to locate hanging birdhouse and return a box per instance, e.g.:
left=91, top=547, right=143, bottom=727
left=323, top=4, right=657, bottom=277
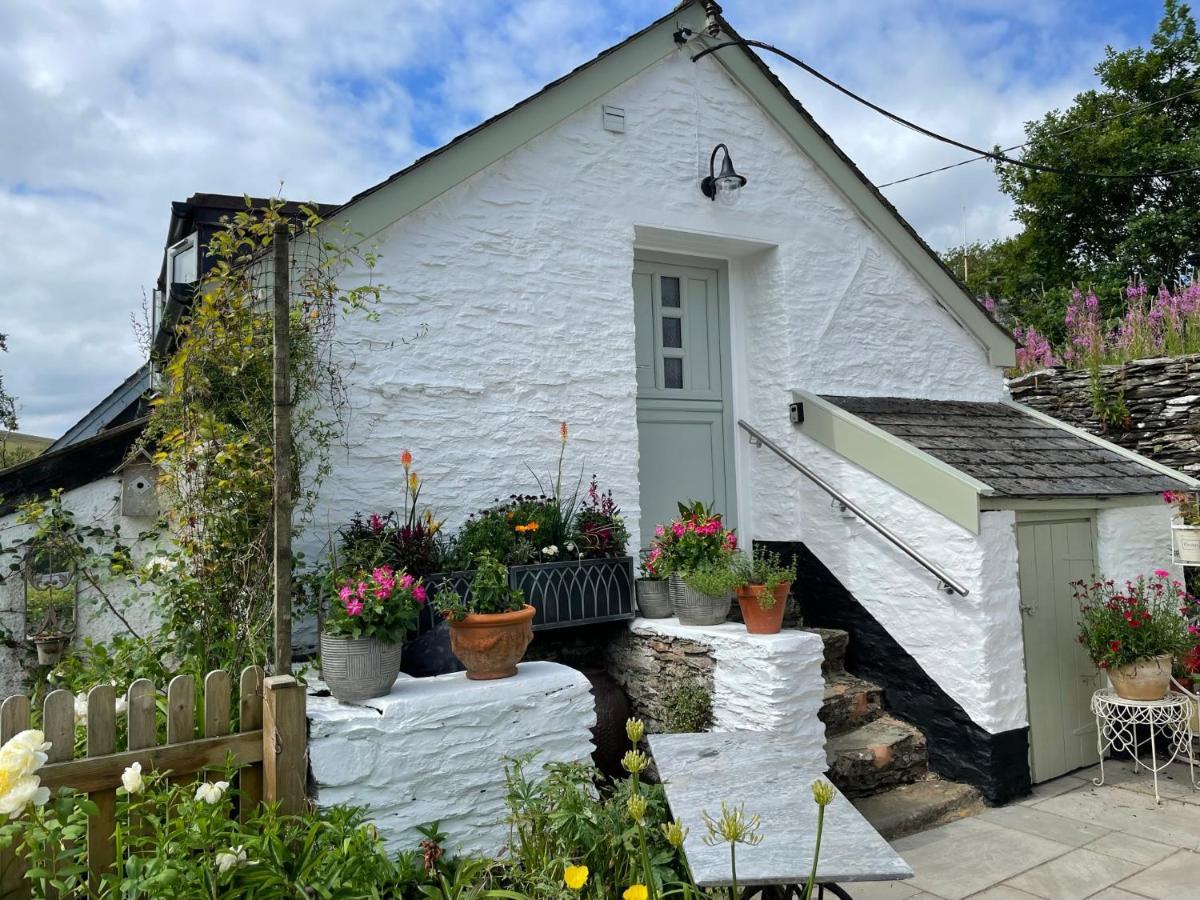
left=117, top=450, right=160, bottom=518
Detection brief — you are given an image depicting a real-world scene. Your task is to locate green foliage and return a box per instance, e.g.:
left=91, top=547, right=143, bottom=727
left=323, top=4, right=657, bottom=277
left=661, top=680, right=713, bottom=734
left=0, top=332, right=16, bottom=437
left=436, top=551, right=525, bottom=620
left=730, top=548, right=793, bottom=610
left=681, top=564, right=738, bottom=599
left=323, top=566, right=424, bottom=643
left=989, top=1, right=1200, bottom=315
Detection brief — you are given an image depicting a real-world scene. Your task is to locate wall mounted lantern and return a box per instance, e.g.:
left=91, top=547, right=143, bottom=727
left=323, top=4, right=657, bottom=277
left=700, top=143, right=747, bottom=206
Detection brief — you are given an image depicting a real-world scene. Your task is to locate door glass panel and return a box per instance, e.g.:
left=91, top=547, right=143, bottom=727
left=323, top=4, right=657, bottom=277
left=662, top=316, right=682, bottom=348
left=661, top=276, right=680, bottom=307
left=663, top=357, right=683, bottom=388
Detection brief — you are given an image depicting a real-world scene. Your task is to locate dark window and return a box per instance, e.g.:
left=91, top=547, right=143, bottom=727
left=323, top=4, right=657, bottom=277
left=664, top=357, right=684, bottom=389
left=662, top=316, right=682, bottom=348
left=661, top=276, right=680, bottom=307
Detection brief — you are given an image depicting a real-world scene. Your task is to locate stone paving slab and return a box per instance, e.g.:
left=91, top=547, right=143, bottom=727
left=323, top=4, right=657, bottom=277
left=859, top=763, right=1200, bottom=899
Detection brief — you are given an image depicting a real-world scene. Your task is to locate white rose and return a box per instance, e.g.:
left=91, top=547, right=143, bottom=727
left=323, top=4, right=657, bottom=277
left=0, top=775, right=50, bottom=818
left=542, top=545, right=559, bottom=556
left=215, top=846, right=248, bottom=874
left=195, top=780, right=229, bottom=804
left=0, top=730, right=51, bottom=778
left=121, top=762, right=144, bottom=795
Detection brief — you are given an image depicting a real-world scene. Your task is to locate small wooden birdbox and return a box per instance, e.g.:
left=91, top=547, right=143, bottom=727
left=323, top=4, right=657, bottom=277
left=117, top=450, right=160, bottom=518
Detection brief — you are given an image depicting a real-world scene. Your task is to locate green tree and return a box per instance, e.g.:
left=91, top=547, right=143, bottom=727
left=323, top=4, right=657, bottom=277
left=996, top=0, right=1200, bottom=295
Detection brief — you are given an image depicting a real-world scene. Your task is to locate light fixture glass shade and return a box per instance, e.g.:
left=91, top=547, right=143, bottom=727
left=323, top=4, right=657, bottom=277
left=713, top=175, right=743, bottom=206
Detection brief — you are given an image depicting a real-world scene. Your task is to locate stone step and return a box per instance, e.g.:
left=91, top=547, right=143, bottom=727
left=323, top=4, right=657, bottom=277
left=826, top=715, right=928, bottom=797
left=803, top=627, right=849, bottom=674
left=850, top=778, right=984, bottom=841
left=821, top=673, right=885, bottom=736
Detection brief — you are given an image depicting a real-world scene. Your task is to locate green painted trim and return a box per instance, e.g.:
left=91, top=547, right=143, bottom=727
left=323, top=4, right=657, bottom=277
left=694, top=39, right=1015, bottom=368
left=1002, top=400, right=1200, bottom=489
left=794, top=391, right=988, bottom=533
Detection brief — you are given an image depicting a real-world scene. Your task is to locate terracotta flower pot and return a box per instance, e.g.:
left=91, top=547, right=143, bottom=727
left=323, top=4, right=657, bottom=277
left=735, top=582, right=791, bottom=634
left=1108, top=653, right=1173, bottom=701
left=448, top=604, right=536, bottom=680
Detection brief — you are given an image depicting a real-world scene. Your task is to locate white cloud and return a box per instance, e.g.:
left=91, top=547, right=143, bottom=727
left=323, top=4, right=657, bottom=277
left=0, top=0, right=1158, bottom=434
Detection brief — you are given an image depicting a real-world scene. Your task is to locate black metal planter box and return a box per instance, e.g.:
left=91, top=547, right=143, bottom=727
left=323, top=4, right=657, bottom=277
left=404, top=556, right=635, bottom=676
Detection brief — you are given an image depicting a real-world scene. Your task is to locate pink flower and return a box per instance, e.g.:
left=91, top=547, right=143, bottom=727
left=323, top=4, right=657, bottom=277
left=1154, top=569, right=1171, bottom=579
left=356, top=581, right=368, bottom=599
left=345, top=599, right=364, bottom=617
left=671, top=522, right=685, bottom=538
left=373, top=566, right=394, bottom=583
left=369, top=513, right=384, bottom=533
left=413, top=584, right=427, bottom=604
left=655, top=525, right=664, bottom=537
left=338, top=585, right=354, bottom=603
left=399, top=573, right=414, bottom=589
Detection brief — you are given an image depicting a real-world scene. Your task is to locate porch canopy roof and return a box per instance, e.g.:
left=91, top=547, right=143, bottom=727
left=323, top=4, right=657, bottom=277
left=793, top=391, right=1198, bottom=533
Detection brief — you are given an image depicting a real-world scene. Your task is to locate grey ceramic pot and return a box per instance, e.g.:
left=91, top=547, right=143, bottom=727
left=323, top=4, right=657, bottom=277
left=669, top=573, right=732, bottom=626
left=320, top=634, right=404, bottom=702
left=636, top=579, right=672, bottom=618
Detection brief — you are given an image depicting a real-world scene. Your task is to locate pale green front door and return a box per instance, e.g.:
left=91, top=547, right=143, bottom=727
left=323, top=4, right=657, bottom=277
left=1018, top=516, right=1102, bottom=782
left=633, top=257, right=733, bottom=549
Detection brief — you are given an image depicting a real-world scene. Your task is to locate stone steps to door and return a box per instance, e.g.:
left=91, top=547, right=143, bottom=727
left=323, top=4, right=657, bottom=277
left=850, top=778, right=984, bottom=841
left=826, top=714, right=929, bottom=796
left=807, top=627, right=984, bottom=835
left=821, top=672, right=884, bottom=736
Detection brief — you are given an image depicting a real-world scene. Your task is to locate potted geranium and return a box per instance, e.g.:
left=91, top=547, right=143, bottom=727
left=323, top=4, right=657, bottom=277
left=677, top=562, right=739, bottom=626
left=649, top=501, right=738, bottom=625
left=732, top=548, right=794, bottom=634
left=436, top=551, right=535, bottom=680
left=321, top=565, right=426, bottom=702
left=1164, top=491, right=1200, bottom=563
left=1074, top=572, right=1194, bottom=701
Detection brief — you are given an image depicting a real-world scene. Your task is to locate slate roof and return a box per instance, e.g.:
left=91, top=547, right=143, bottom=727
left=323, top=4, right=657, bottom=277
left=821, top=396, right=1192, bottom=498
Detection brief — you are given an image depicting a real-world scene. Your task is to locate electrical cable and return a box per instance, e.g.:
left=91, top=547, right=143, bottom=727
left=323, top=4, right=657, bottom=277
left=878, top=85, right=1200, bottom=187
left=687, top=35, right=1200, bottom=183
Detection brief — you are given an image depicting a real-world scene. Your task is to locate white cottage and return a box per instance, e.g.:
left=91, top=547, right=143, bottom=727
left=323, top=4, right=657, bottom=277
left=298, top=0, right=1198, bottom=805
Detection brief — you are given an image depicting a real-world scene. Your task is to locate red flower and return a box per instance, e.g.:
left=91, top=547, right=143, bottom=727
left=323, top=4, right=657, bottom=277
left=1109, top=640, right=1121, bottom=653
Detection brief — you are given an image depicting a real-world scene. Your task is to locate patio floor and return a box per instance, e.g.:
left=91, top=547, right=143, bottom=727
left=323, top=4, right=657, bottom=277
left=851, top=761, right=1200, bottom=900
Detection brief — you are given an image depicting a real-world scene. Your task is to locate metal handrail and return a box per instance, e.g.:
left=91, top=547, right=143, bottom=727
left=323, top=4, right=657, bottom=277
left=737, top=419, right=970, bottom=597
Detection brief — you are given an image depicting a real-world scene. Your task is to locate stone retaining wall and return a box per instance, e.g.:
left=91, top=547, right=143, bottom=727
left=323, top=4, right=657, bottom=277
left=1010, top=355, right=1200, bottom=478
left=606, top=619, right=827, bottom=774
left=307, top=661, right=595, bottom=855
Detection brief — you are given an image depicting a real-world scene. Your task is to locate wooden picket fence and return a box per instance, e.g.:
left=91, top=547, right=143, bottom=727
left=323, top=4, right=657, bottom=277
left=0, top=668, right=307, bottom=898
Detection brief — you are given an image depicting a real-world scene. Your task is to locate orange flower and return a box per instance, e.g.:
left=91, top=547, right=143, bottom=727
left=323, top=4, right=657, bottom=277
left=515, top=522, right=539, bottom=534
left=408, top=472, right=419, bottom=492
left=400, top=449, right=413, bottom=470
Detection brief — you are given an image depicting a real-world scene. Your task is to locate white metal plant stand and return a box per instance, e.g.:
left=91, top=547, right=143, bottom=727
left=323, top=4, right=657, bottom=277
left=1091, top=689, right=1197, bottom=802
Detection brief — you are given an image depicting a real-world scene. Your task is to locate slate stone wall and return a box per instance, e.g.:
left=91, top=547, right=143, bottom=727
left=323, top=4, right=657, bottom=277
left=1009, top=356, right=1200, bottom=479
left=605, top=628, right=716, bottom=735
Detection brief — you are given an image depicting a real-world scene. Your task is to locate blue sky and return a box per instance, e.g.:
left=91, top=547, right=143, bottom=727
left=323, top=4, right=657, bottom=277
left=0, top=0, right=1169, bottom=436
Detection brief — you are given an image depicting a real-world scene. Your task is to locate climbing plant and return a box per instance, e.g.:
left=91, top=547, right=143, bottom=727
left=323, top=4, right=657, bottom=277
left=141, top=199, right=384, bottom=675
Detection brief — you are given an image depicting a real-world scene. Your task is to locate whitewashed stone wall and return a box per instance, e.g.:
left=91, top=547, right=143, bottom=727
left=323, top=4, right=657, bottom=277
left=0, top=476, right=161, bottom=697
left=608, top=619, right=826, bottom=773
left=308, top=661, right=596, bottom=855
left=304, top=49, right=1004, bottom=566
left=1097, top=502, right=1180, bottom=585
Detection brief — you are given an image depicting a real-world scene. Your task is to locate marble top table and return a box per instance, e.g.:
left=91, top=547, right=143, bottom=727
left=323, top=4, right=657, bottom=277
left=649, top=731, right=912, bottom=892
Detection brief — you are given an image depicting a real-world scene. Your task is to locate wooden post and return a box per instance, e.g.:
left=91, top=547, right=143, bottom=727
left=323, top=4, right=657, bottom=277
left=262, top=675, right=306, bottom=815
left=238, top=666, right=265, bottom=819
left=272, top=218, right=293, bottom=675
left=0, top=694, right=32, bottom=899
left=86, top=685, right=117, bottom=893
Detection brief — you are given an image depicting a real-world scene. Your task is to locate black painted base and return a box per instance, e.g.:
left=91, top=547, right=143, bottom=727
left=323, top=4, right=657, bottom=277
left=758, top=541, right=1032, bottom=806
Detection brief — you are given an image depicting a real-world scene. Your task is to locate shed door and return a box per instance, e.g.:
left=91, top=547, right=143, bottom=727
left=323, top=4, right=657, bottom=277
left=1018, top=516, right=1102, bottom=782
left=633, top=258, right=733, bottom=548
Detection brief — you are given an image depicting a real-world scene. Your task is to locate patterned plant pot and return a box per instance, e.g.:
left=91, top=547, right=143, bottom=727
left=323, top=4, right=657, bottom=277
left=670, top=574, right=732, bottom=626
left=1108, top=653, right=1173, bottom=701
left=735, top=582, right=791, bottom=634
left=448, top=604, right=536, bottom=680
left=636, top=579, right=672, bottom=618
left=509, top=557, right=636, bottom=629
left=320, top=634, right=404, bottom=703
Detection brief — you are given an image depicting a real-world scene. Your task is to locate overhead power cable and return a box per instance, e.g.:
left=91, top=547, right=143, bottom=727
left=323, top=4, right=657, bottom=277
left=687, top=35, right=1200, bottom=183
left=877, top=85, right=1200, bottom=187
